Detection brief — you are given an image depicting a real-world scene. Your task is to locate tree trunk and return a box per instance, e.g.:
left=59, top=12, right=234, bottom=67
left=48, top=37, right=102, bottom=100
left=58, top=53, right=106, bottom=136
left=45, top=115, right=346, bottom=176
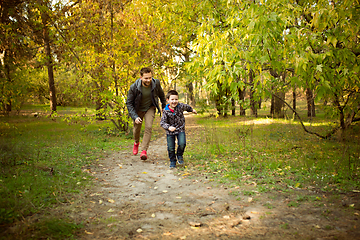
left=4, top=54, right=12, bottom=113
left=186, top=82, right=195, bottom=106
left=231, top=98, right=235, bottom=116
left=273, top=91, right=285, bottom=118
left=249, top=69, right=257, bottom=117
left=184, top=52, right=195, bottom=106
left=306, top=88, right=315, bottom=118
left=40, top=1, right=56, bottom=112
left=292, top=89, right=296, bottom=110
left=270, top=72, right=285, bottom=118
left=238, top=88, right=246, bottom=116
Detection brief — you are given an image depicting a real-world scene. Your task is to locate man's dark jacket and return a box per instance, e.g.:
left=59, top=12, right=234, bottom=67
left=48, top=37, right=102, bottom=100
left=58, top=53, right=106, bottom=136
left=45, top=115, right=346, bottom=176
left=126, top=78, right=166, bottom=121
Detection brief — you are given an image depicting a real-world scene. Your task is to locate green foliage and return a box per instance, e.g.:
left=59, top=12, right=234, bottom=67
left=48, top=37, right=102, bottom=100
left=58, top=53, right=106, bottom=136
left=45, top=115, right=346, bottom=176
left=186, top=111, right=360, bottom=194
left=0, top=106, right=132, bottom=228
left=33, top=218, right=83, bottom=239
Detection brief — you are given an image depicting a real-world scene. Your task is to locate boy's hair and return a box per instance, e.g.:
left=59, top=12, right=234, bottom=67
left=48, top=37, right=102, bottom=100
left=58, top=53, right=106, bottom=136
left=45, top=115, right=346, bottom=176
left=140, top=67, right=152, bottom=76
left=166, top=90, right=178, bottom=99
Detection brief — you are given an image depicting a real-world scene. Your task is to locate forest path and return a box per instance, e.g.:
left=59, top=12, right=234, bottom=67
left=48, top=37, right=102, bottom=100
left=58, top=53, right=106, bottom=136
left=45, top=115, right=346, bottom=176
left=76, top=115, right=359, bottom=240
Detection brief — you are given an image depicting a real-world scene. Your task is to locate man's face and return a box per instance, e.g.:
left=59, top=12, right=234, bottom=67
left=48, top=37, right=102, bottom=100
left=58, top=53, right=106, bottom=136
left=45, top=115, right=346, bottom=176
left=140, top=72, right=152, bottom=87
left=168, top=94, right=179, bottom=109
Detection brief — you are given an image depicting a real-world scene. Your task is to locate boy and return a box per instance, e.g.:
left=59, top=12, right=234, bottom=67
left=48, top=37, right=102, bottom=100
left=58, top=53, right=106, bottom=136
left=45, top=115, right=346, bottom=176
left=160, top=90, right=197, bottom=169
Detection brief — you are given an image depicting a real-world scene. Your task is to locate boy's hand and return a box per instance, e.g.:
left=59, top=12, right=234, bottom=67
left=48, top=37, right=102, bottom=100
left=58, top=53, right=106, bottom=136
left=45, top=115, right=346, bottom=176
left=169, top=126, right=176, bottom=132
left=192, top=109, right=197, bottom=114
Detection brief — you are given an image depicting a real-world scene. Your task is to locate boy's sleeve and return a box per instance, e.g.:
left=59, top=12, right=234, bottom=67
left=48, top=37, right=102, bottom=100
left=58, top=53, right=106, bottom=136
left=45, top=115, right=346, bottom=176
left=160, top=113, right=170, bottom=130
left=183, top=103, right=194, bottom=113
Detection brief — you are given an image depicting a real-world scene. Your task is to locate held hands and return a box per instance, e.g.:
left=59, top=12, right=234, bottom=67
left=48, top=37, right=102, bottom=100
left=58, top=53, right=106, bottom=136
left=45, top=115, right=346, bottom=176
left=169, top=126, right=176, bottom=132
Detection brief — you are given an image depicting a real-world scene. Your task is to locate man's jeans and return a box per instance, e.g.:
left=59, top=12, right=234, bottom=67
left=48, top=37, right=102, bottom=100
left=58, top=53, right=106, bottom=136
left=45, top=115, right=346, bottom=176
left=166, top=132, right=186, bottom=163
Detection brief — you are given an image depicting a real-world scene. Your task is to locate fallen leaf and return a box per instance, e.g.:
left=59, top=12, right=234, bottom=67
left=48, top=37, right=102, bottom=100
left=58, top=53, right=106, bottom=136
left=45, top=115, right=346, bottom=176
left=154, top=187, right=158, bottom=189
left=163, top=232, right=172, bottom=236
left=137, top=229, right=143, bottom=233
left=151, top=214, right=156, bottom=218
left=107, top=209, right=114, bottom=213
left=99, top=200, right=103, bottom=204
left=108, top=199, right=115, bottom=203
left=190, top=226, right=199, bottom=229
left=350, top=204, right=355, bottom=207
left=315, top=225, right=321, bottom=229
left=353, top=190, right=360, bottom=193
left=142, top=172, right=148, bottom=174
left=248, top=197, right=253, bottom=203
left=189, top=222, right=201, bottom=227
left=163, top=190, right=168, bottom=193
left=176, top=196, right=182, bottom=199
left=85, top=230, right=93, bottom=234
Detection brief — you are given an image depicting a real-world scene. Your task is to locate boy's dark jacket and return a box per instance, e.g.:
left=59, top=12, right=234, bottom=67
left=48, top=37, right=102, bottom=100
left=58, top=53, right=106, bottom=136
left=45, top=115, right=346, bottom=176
left=126, top=78, right=166, bottom=121
left=160, top=103, right=193, bottom=135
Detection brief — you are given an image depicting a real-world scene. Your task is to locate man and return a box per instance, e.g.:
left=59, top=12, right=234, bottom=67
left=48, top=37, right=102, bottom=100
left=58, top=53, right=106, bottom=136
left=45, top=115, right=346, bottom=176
left=126, top=67, right=166, bottom=160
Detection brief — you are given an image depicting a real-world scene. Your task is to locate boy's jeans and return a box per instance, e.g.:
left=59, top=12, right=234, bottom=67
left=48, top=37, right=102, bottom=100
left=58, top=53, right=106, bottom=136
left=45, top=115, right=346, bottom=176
left=166, top=132, right=186, bottom=163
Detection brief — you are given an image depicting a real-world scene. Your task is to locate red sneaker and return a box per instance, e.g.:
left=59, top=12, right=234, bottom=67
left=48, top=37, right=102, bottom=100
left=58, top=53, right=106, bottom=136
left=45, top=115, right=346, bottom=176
left=140, top=150, right=147, bottom=160
left=133, top=142, right=139, bottom=155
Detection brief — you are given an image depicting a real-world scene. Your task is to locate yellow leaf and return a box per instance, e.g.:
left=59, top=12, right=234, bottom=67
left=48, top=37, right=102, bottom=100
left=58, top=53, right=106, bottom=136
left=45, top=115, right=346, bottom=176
left=142, top=172, right=148, bottom=174
left=85, top=230, right=93, bottom=234
left=108, top=199, right=115, bottom=203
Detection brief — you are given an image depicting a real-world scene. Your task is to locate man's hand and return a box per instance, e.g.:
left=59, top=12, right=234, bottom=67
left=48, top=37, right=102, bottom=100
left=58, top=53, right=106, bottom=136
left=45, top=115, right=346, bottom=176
left=135, top=117, right=142, bottom=124
left=169, top=126, right=176, bottom=132
left=192, top=109, right=198, bottom=114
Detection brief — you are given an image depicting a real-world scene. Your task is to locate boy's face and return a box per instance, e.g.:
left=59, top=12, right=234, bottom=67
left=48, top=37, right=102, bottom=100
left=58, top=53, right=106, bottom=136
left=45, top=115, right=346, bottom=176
left=168, top=94, right=179, bottom=109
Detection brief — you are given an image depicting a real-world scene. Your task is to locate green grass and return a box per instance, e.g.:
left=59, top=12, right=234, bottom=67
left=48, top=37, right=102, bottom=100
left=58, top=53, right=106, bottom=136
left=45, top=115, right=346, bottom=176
left=185, top=106, right=360, bottom=194
left=0, top=105, right=134, bottom=237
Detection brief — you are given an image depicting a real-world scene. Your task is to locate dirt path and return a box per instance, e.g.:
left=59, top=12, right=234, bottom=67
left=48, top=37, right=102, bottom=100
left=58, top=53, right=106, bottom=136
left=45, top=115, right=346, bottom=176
left=74, top=116, right=360, bottom=240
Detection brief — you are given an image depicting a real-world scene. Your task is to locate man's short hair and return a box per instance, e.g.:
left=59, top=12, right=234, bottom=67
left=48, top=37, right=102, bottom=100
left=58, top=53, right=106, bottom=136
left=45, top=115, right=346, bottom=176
left=140, top=67, right=152, bottom=76
left=166, top=90, right=178, bottom=99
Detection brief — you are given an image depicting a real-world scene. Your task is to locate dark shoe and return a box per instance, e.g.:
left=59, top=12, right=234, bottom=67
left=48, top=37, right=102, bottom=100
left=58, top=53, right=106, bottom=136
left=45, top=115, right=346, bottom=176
left=133, top=142, right=139, bottom=155
left=177, top=159, right=184, bottom=166
left=140, top=150, right=147, bottom=160
left=169, top=161, right=176, bottom=169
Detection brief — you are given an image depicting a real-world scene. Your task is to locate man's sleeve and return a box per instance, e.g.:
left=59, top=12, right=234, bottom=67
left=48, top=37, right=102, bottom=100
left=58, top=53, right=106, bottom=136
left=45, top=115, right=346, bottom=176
left=126, top=85, right=138, bottom=120
left=157, top=80, right=166, bottom=109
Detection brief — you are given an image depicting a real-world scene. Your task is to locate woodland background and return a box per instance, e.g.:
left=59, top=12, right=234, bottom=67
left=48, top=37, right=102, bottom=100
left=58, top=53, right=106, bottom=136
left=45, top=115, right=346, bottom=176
left=1, top=0, right=359, bottom=138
